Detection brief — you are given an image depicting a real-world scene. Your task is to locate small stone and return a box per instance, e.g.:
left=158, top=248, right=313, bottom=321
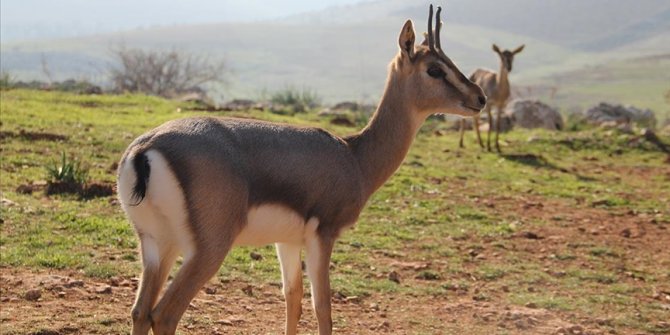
left=595, top=318, right=612, bottom=326
left=205, top=287, right=217, bottom=295
left=388, top=271, right=401, bottom=284
left=25, top=289, right=42, bottom=301
left=249, top=252, right=263, bottom=261
left=241, top=285, right=253, bottom=296
left=57, top=291, right=66, bottom=298
left=376, top=321, right=390, bottom=330
left=109, top=277, right=121, bottom=287
left=525, top=302, right=538, bottom=308
left=65, top=280, right=84, bottom=288
left=620, top=228, right=632, bottom=238
left=568, top=325, right=584, bottom=335
left=95, top=285, right=112, bottom=294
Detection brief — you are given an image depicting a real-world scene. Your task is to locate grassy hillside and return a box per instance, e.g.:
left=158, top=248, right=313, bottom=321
left=2, top=0, right=668, bottom=109
left=521, top=55, right=670, bottom=121
left=1, top=89, right=669, bottom=334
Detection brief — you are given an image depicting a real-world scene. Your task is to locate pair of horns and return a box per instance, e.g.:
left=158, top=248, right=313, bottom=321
left=427, top=4, right=443, bottom=53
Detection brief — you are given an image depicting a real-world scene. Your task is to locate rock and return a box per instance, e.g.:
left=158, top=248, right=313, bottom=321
left=505, top=99, right=564, bottom=130
left=95, top=285, right=112, bottom=294
left=65, top=280, right=84, bottom=288
left=330, top=115, right=356, bottom=127
left=518, top=231, right=543, bottom=239
left=15, top=184, right=36, bottom=194
left=205, top=287, right=217, bottom=295
left=388, top=271, right=401, bottom=284
left=583, top=102, right=657, bottom=128
left=524, top=302, right=538, bottom=308
left=221, top=99, right=265, bottom=111
left=478, top=113, right=515, bottom=133
left=249, top=251, right=263, bottom=261
left=25, top=289, right=42, bottom=301
left=241, top=285, right=253, bottom=296
left=319, top=101, right=375, bottom=117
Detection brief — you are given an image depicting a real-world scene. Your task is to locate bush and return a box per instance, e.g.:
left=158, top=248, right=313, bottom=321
left=0, top=72, right=14, bottom=90
left=109, top=47, right=226, bottom=98
left=270, top=86, right=321, bottom=113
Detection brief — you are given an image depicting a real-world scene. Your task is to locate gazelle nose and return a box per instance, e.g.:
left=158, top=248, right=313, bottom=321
left=477, top=95, right=487, bottom=107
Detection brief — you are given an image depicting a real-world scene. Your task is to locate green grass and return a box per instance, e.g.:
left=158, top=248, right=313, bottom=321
left=1, top=89, right=669, bottom=334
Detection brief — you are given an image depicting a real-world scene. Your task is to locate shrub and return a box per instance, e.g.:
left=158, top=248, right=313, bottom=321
left=109, top=47, right=226, bottom=98
left=0, top=71, right=13, bottom=90
left=46, top=152, right=88, bottom=186
left=270, top=86, right=321, bottom=113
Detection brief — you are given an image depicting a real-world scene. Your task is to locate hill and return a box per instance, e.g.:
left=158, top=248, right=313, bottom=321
left=1, top=0, right=668, bottom=115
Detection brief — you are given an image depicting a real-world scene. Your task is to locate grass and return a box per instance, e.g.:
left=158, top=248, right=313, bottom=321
left=1, top=89, right=669, bottom=334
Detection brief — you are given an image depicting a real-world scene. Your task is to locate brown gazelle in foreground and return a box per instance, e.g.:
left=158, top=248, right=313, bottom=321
left=459, top=43, right=524, bottom=152
left=117, top=5, right=484, bottom=335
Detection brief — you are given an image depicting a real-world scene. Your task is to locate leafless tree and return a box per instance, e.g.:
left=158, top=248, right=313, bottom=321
left=109, top=47, right=226, bottom=97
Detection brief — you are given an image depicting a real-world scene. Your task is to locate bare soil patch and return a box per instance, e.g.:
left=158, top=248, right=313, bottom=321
left=0, top=130, right=68, bottom=142
left=2, top=194, right=668, bottom=334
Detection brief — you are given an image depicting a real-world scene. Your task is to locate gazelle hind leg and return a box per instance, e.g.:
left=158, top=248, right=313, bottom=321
left=132, top=234, right=179, bottom=335
left=276, top=243, right=304, bottom=335
left=150, top=244, right=232, bottom=335
left=458, top=118, right=466, bottom=148
left=305, top=228, right=335, bottom=335
left=495, top=107, right=502, bottom=153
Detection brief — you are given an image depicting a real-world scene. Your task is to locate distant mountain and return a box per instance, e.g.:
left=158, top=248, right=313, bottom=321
left=0, top=0, right=363, bottom=41
left=1, top=0, right=668, bottom=105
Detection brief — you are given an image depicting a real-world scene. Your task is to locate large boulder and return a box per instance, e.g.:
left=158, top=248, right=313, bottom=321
left=583, top=102, right=657, bottom=128
left=505, top=99, right=563, bottom=131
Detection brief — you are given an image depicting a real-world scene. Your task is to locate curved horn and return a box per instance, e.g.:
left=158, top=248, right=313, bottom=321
left=435, top=6, right=442, bottom=50
left=427, top=4, right=435, bottom=53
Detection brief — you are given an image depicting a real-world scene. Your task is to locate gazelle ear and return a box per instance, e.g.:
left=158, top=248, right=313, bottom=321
left=512, top=44, right=525, bottom=54
left=492, top=44, right=501, bottom=54
left=399, top=20, right=415, bottom=60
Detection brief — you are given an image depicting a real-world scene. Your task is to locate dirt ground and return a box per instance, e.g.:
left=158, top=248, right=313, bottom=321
left=2, top=193, right=669, bottom=335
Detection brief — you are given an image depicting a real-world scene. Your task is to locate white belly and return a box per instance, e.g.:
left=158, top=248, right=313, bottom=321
left=234, top=204, right=319, bottom=247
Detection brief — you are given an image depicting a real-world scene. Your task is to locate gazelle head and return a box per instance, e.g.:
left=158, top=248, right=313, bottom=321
left=394, top=5, right=486, bottom=118
left=492, top=44, right=525, bottom=72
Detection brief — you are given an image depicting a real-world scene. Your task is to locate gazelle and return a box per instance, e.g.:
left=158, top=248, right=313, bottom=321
left=459, top=43, right=524, bottom=152
left=117, top=5, right=485, bottom=335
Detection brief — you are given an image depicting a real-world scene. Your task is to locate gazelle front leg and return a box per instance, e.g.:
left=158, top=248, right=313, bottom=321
left=276, top=243, right=304, bottom=335
left=494, top=106, right=502, bottom=153
left=485, top=105, right=493, bottom=151
left=458, top=118, right=466, bottom=148
left=305, top=231, right=335, bottom=335
left=473, top=115, right=484, bottom=148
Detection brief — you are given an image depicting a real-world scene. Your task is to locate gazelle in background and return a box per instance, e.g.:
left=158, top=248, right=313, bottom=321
left=459, top=44, right=524, bottom=152
left=117, top=5, right=484, bottom=335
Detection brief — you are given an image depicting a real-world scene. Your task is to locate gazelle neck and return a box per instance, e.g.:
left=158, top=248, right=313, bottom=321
left=347, top=67, right=425, bottom=197
left=496, top=60, right=509, bottom=101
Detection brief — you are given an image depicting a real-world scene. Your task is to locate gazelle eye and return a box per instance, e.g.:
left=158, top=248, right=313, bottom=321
left=427, top=66, right=445, bottom=78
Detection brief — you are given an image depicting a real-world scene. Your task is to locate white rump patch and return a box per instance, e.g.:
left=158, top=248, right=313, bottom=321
left=234, top=204, right=319, bottom=247
left=118, top=150, right=195, bottom=262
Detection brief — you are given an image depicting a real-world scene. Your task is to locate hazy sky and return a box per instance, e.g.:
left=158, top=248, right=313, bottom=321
left=0, top=0, right=365, bottom=41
